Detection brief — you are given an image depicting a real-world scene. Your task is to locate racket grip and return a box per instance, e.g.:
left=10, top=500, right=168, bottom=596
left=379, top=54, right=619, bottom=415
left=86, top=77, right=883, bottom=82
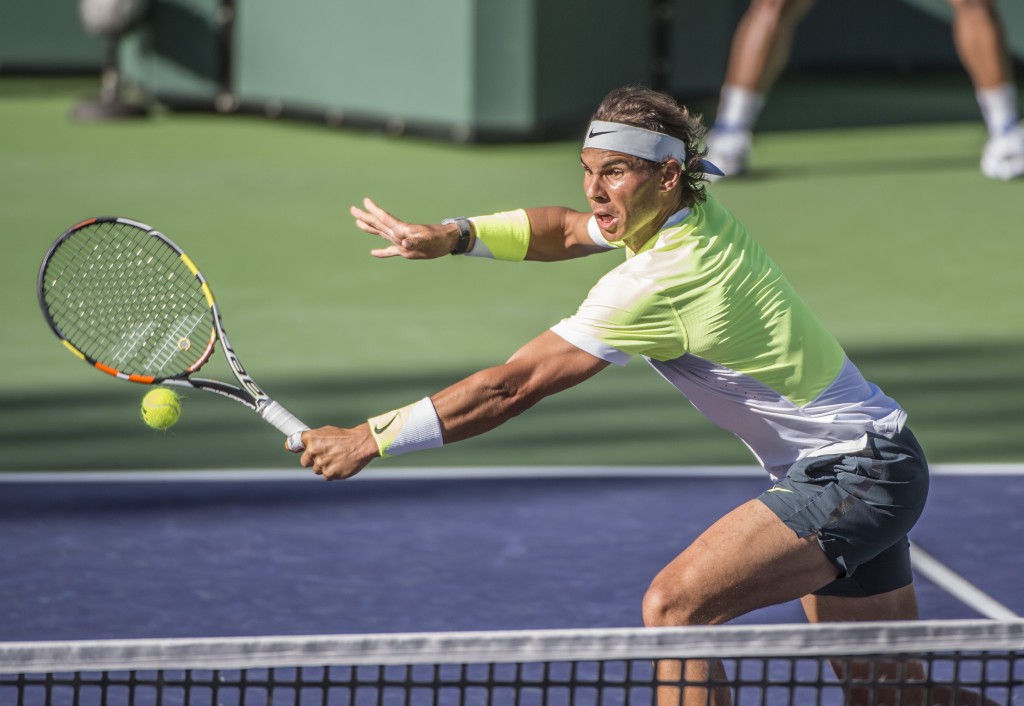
left=261, top=400, right=309, bottom=451
left=285, top=431, right=306, bottom=453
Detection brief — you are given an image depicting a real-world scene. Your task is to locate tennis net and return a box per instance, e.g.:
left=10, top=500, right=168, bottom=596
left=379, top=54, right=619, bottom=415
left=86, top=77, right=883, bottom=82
left=1, top=619, right=1021, bottom=706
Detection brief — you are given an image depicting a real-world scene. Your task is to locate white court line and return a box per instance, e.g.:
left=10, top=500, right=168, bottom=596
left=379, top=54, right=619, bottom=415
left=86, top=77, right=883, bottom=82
left=910, top=544, right=1020, bottom=620
left=2, top=463, right=1024, bottom=483
left=0, top=466, right=760, bottom=483
left=929, top=463, right=1024, bottom=476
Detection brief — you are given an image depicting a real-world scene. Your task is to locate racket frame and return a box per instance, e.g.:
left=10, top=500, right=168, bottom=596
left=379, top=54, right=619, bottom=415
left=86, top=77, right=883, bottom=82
left=38, top=217, right=308, bottom=441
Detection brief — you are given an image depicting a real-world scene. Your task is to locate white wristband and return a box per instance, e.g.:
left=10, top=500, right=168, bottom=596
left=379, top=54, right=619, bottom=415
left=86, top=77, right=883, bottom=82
left=368, top=397, right=444, bottom=458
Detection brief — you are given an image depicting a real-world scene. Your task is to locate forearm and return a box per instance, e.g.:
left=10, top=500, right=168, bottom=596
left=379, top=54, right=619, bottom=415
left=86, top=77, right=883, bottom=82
left=431, top=364, right=541, bottom=443
left=358, top=363, right=543, bottom=464
left=297, top=332, right=609, bottom=480
left=522, top=207, right=605, bottom=261
left=433, top=335, right=610, bottom=442
left=366, top=333, right=607, bottom=457
left=296, top=366, right=561, bottom=480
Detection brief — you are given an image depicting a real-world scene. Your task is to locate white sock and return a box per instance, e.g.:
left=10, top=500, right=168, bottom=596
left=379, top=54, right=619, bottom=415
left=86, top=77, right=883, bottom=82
left=976, top=84, right=1019, bottom=137
left=714, top=85, right=765, bottom=132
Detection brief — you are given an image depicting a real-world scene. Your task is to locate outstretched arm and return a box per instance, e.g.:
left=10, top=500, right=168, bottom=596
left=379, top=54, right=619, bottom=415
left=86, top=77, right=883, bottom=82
left=292, top=330, right=610, bottom=479
left=350, top=198, right=607, bottom=262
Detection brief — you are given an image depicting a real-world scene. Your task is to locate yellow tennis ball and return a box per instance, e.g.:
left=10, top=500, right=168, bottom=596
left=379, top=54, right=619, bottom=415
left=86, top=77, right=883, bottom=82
left=141, top=388, right=181, bottom=430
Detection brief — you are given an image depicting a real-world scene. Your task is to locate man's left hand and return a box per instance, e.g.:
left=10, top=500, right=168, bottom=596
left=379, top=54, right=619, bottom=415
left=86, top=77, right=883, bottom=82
left=350, top=198, right=459, bottom=259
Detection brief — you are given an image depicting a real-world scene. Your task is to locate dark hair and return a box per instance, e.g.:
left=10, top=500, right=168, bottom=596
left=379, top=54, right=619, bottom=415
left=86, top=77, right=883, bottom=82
left=591, top=85, right=709, bottom=207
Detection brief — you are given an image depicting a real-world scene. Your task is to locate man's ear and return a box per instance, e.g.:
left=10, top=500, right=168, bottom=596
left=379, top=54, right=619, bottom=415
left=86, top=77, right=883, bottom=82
left=660, top=159, right=683, bottom=192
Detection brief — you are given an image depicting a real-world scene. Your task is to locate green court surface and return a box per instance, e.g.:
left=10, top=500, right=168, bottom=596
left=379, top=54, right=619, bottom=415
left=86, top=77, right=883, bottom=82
left=1, top=76, right=1022, bottom=471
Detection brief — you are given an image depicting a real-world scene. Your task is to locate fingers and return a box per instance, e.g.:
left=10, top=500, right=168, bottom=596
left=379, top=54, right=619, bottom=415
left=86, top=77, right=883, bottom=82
left=351, top=198, right=399, bottom=236
left=370, top=245, right=405, bottom=258
left=362, top=197, right=394, bottom=224
left=293, top=427, right=363, bottom=481
left=351, top=204, right=414, bottom=254
left=297, top=429, right=323, bottom=473
left=370, top=243, right=438, bottom=259
left=351, top=214, right=385, bottom=237
left=350, top=198, right=449, bottom=259
left=350, top=206, right=394, bottom=241
left=301, top=448, right=328, bottom=479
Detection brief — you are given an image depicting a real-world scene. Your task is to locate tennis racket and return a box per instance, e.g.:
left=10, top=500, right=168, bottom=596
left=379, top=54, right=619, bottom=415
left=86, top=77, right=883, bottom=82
left=38, top=217, right=309, bottom=452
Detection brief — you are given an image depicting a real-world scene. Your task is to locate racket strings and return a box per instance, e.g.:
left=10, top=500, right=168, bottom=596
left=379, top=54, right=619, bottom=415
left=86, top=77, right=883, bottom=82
left=42, top=221, right=215, bottom=378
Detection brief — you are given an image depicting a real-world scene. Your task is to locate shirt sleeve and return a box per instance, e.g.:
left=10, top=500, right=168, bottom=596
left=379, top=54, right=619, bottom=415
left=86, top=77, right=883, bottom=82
left=550, top=320, right=631, bottom=366
left=551, top=269, right=689, bottom=363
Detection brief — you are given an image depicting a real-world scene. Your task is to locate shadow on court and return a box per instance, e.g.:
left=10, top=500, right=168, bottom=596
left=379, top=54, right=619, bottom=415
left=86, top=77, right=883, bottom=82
left=2, top=340, right=1022, bottom=472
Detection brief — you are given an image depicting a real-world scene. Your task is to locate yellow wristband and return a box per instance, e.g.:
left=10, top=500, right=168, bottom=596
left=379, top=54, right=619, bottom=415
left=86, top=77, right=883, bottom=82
left=468, top=209, right=530, bottom=261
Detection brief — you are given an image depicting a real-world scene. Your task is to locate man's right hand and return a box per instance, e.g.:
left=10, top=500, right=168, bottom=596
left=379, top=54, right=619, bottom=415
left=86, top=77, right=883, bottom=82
left=288, top=423, right=380, bottom=481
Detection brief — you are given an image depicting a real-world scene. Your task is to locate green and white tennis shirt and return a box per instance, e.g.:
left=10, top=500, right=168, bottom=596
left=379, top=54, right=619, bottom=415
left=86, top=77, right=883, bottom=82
left=550, top=194, right=906, bottom=479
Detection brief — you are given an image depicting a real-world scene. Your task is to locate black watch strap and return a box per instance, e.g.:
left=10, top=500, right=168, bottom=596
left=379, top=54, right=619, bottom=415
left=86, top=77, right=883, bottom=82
left=442, top=217, right=473, bottom=255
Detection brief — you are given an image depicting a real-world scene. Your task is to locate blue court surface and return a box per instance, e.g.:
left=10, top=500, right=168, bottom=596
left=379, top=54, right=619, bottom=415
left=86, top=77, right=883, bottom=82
left=0, top=465, right=1020, bottom=641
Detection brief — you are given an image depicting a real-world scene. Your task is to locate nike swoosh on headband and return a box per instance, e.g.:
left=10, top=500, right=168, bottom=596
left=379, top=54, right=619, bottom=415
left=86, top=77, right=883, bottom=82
left=583, top=120, right=725, bottom=177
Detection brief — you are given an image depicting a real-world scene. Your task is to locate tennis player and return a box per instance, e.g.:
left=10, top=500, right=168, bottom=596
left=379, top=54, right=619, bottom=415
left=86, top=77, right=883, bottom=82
left=295, top=86, right=937, bottom=705
left=706, top=0, right=1024, bottom=181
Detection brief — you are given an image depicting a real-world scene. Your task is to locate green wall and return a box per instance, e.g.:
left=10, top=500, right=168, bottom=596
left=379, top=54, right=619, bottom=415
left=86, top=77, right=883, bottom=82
left=234, top=1, right=475, bottom=130
left=7, top=0, right=1024, bottom=138
left=0, top=0, right=104, bottom=71
left=119, top=0, right=222, bottom=100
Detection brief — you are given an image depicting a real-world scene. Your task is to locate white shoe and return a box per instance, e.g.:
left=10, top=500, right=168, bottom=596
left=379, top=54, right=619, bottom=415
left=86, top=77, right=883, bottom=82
left=704, top=128, right=752, bottom=181
left=981, top=125, right=1024, bottom=181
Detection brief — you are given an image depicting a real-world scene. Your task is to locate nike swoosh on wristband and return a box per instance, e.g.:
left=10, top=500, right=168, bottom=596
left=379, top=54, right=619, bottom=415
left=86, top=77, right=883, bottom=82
left=373, top=413, right=399, bottom=435
left=587, top=129, right=616, bottom=138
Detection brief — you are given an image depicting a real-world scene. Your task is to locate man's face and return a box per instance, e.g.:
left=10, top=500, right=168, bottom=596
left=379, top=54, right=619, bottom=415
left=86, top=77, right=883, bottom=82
left=581, top=148, right=667, bottom=243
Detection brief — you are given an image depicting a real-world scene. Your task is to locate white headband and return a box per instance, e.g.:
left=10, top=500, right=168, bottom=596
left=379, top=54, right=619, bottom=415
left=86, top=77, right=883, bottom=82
left=582, top=120, right=724, bottom=176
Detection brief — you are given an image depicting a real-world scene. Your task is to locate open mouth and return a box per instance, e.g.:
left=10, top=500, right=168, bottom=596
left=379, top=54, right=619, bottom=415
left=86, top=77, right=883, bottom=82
left=594, top=212, right=617, bottom=231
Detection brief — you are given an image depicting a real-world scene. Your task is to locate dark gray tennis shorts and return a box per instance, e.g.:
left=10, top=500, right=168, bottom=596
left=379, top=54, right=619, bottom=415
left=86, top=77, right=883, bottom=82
left=758, top=426, right=928, bottom=597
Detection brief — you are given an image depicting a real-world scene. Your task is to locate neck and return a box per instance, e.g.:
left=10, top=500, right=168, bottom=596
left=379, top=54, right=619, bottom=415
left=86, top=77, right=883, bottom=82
left=622, top=196, right=687, bottom=253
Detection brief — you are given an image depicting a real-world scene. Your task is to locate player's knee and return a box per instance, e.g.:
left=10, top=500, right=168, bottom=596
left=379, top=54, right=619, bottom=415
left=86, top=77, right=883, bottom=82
left=641, top=583, right=673, bottom=627
left=642, top=573, right=709, bottom=627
